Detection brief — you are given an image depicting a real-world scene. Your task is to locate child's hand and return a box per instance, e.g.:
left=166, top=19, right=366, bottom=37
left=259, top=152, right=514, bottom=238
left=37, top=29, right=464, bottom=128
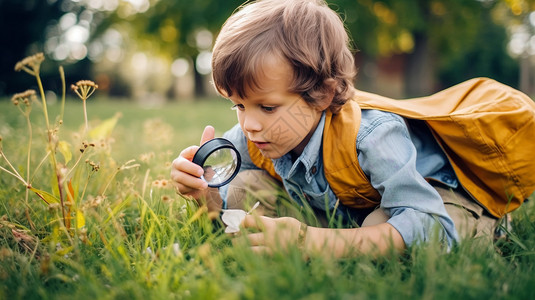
left=240, top=215, right=302, bottom=254
left=170, top=126, right=215, bottom=200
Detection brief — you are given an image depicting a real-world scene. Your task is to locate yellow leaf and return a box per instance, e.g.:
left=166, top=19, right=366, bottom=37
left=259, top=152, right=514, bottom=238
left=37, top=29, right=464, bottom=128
left=76, top=209, right=85, bottom=228
left=29, top=187, right=60, bottom=204
left=58, top=140, right=72, bottom=164
left=89, top=112, right=121, bottom=140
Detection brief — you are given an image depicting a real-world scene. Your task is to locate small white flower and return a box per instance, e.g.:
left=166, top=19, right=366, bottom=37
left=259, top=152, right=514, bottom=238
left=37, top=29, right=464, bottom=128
left=172, top=243, right=181, bottom=256
left=221, top=201, right=260, bottom=233
left=221, top=209, right=247, bottom=233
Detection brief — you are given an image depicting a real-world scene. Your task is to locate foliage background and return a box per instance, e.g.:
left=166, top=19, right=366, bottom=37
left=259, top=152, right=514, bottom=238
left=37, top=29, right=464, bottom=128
left=1, top=0, right=535, bottom=101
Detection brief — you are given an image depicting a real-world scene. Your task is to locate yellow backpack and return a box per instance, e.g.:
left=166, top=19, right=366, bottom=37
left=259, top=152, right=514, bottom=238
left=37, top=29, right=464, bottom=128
left=356, top=77, right=535, bottom=217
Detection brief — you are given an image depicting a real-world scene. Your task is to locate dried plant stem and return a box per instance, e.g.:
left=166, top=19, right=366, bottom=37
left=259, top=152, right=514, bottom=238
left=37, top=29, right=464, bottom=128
left=56, top=172, right=69, bottom=229
left=49, top=152, right=67, bottom=227
left=24, top=113, right=35, bottom=229
left=14, top=105, right=34, bottom=207
left=25, top=115, right=32, bottom=187
left=35, top=74, right=50, bottom=132
left=64, top=151, right=87, bottom=179
left=0, top=150, right=28, bottom=186
left=99, top=160, right=139, bottom=196
left=35, top=71, right=67, bottom=227
left=59, top=66, right=66, bottom=122
left=30, top=151, right=50, bottom=183
left=83, top=99, right=89, bottom=132
left=99, top=168, right=120, bottom=196
left=0, top=166, right=27, bottom=185
left=79, top=172, right=93, bottom=205
left=71, top=80, right=98, bottom=132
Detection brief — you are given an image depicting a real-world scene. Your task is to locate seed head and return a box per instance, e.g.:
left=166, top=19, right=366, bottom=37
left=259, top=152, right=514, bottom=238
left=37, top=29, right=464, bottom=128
left=78, top=228, right=89, bottom=244
left=161, top=195, right=173, bottom=203
left=71, top=80, right=98, bottom=101
left=86, top=160, right=100, bottom=172
left=11, top=90, right=36, bottom=107
left=85, top=195, right=105, bottom=208
left=47, top=203, right=60, bottom=213
left=14, top=53, right=45, bottom=76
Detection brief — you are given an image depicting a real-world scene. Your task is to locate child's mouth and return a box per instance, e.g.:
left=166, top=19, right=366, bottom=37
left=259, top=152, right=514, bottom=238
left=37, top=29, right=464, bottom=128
left=252, top=141, right=270, bottom=149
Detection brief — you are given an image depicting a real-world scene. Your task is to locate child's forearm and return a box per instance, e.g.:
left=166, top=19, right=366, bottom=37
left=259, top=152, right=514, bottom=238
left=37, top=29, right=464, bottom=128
left=305, top=223, right=405, bottom=258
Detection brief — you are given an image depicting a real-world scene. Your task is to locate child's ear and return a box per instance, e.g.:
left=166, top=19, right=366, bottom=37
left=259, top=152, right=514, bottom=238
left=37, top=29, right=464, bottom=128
left=315, top=78, right=337, bottom=111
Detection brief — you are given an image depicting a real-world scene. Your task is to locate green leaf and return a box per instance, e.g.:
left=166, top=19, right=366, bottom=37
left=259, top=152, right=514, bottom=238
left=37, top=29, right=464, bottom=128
left=58, top=140, right=72, bottom=164
left=89, top=112, right=121, bottom=140
left=29, top=186, right=60, bottom=204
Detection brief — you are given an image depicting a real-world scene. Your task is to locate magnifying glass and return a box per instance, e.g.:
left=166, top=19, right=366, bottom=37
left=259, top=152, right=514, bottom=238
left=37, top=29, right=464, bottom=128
left=192, top=138, right=241, bottom=187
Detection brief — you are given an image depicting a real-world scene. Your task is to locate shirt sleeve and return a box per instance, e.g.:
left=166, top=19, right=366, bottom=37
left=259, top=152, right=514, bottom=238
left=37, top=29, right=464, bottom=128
left=357, top=110, right=459, bottom=247
left=218, top=124, right=261, bottom=205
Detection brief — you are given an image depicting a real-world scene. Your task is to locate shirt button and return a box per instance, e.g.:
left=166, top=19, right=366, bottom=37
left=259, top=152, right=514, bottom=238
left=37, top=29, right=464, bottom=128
left=311, top=166, right=317, bottom=174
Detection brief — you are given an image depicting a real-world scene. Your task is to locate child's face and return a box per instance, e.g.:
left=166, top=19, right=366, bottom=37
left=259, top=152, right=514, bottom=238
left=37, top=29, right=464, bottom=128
left=228, top=56, right=324, bottom=159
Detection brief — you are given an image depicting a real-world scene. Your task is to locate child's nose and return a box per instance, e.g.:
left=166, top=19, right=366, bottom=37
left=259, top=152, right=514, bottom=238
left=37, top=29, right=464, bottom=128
left=243, top=114, right=262, bottom=133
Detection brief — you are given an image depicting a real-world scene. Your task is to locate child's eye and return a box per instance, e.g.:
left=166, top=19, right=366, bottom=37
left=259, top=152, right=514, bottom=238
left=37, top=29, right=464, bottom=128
left=231, top=104, right=245, bottom=111
left=261, top=105, right=277, bottom=113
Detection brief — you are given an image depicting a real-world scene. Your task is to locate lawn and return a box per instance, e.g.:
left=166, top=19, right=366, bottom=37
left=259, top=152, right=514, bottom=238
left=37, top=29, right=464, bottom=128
left=1, top=94, right=535, bottom=300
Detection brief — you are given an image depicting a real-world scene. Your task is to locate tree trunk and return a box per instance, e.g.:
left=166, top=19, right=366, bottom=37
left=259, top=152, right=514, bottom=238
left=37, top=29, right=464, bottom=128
left=194, top=58, right=206, bottom=98
left=404, top=32, right=436, bottom=97
left=519, top=54, right=531, bottom=96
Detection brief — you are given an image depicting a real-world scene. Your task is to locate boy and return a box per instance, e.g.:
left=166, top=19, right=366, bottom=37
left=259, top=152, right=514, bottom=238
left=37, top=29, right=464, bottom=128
left=171, top=0, right=514, bottom=257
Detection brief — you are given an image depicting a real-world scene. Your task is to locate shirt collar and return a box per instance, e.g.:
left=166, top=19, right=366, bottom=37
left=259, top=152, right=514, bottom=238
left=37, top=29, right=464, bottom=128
left=273, top=112, right=325, bottom=183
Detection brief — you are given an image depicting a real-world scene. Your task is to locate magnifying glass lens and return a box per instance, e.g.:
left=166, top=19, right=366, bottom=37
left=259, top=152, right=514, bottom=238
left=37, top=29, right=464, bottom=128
left=192, top=138, right=241, bottom=187
left=202, top=148, right=239, bottom=186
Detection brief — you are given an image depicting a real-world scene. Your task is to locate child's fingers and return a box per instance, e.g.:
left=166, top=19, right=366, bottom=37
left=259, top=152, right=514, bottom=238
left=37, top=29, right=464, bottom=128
left=242, top=215, right=270, bottom=231
left=172, top=155, right=204, bottom=178
left=246, top=232, right=265, bottom=246
left=172, top=171, right=208, bottom=191
left=170, top=154, right=208, bottom=194
left=250, top=246, right=273, bottom=256
left=170, top=127, right=217, bottom=198
left=200, top=125, right=215, bottom=145
left=231, top=232, right=271, bottom=255
left=179, top=145, right=201, bottom=161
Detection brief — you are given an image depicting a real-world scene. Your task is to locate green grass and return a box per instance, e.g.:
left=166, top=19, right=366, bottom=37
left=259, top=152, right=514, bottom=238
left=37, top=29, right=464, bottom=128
left=1, top=98, right=535, bottom=300
left=0, top=97, right=237, bottom=160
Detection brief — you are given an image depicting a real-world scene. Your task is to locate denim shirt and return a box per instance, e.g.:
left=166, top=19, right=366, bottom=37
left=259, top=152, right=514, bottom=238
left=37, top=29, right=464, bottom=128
left=220, top=109, right=460, bottom=247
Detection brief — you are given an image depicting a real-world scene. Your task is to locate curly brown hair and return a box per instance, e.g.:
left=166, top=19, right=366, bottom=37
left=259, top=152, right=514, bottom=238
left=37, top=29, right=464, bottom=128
left=211, top=0, right=356, bottom=113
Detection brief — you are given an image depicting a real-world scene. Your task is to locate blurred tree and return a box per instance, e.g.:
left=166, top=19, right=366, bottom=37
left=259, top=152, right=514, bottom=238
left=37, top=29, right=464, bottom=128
left=438, top=6, right=519, bottom=90
left=0, top=0, right=63, bottom=96
left=1, top=0, right=532, bottom=99
left=96, top=0, right=243, bottom=98
left=330, top=0, right=535, bottom=97
left=106, top=0, right=520, bottom=98
left=0, top=0, right=103, bottom=98
left=497, top=0, right=535, bottom=95
left=334, top=0, right=499, bottom=96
